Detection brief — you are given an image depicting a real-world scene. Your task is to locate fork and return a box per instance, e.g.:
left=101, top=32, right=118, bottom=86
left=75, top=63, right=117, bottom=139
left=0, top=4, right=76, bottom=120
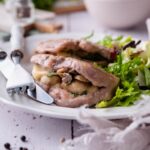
left=4, top=24, right=54, bottom=104
left=6, top=24, right=35, bottom=95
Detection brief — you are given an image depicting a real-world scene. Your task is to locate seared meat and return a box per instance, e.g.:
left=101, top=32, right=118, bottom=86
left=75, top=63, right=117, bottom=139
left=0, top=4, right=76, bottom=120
left=35, top=39, right=79, bottom=54
left=31, top=38, right=120, bottom=108
left=49, top=86, right=107, bottom=108
left=31, top=54, right=119, bottom=107
left=31, top=54, right=119, bottom=87
left=35, top=39, right=117, bottom=61
left=79, top=40, right=117, bottom=60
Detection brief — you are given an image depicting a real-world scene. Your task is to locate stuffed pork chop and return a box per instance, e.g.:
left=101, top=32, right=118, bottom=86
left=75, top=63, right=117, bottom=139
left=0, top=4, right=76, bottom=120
left=31, top=39, right=120, bottom=108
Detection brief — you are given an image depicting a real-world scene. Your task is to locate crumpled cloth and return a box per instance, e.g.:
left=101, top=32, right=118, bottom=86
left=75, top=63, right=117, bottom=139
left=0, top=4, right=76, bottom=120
left=61, top=96, right=150, bottom=150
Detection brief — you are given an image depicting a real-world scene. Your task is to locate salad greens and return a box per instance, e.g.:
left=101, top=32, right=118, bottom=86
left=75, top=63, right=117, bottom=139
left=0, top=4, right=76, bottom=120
left=96, top=35, right=150, bottom=108
left=97, top=35, right=132, bottom=49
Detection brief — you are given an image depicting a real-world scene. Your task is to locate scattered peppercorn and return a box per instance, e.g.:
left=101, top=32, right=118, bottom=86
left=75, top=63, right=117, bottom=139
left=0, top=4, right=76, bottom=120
left=4, top=143, right=11, bottom=150
left=39, top=115, right=43, bottom=118
left=20, top=135, right=27, bottom=143
left=33, top=116, right=36, bottom=120
left=7, top=110, right=11, bottom=113
left=61, top=137, right=66, bottom=143
left=19, top=147, right=28, bottom=150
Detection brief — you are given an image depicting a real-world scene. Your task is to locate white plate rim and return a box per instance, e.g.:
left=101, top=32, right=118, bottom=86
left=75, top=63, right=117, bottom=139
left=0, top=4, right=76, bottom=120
left=0, top=33, right=146, bottom=120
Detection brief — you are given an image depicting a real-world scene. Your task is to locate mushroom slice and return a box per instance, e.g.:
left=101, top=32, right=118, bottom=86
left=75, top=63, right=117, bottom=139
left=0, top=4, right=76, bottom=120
left=75, top=75, right=89, bottom=83
left=62, top=73, right=73, bottom=84
left=40, top=75, right=60, bottom=86
left=61, top=80, right=89, bottom=95
left=56, top=68, right=69, bottom=74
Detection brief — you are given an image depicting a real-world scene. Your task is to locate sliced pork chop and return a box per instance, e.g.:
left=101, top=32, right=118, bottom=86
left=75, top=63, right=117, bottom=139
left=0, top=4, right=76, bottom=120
left=31, top=54, right=119, bottom=88
left=49, top=86, right=108, bottom=108
left=31, top=54, right=119, bottom=107
left=35, top=39, right=117, bottom=61
left=79, top=40, right=117, bottom=60
left=35, top=39, right=79, bottom=54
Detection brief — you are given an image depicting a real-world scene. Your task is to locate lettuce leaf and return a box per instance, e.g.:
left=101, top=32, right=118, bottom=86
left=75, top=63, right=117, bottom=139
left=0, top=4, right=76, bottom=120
left=106, top=55, right=143, bottom=82
left=97, top=35, right=133, bottom=49
left=144, top=67, right=150, bottom=88
left=96, top=84, right=140, bottom=108
left=96, top=35, right=150, bottom=108
left=137, top=67, right=150, bottom=88
left=97, top=50, right=143, bottom=108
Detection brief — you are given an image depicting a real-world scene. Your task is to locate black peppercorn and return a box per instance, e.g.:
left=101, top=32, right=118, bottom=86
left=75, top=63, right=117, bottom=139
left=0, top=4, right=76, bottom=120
left=20, top=135, right=27, bottom=142
left=4, top=143, right=11, bottom=150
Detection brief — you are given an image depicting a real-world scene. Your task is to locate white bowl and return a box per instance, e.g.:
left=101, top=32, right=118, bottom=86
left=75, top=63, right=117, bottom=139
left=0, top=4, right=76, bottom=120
left=84, top=0, right=150, bottom=29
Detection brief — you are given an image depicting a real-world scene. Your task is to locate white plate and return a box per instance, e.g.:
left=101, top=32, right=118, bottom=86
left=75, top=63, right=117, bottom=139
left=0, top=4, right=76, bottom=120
left=0, top=33, right=147, bottom=120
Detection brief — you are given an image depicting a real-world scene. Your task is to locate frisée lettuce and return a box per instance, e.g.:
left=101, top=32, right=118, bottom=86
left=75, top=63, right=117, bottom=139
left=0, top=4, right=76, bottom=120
left=96, top=36, right=150, bottom=108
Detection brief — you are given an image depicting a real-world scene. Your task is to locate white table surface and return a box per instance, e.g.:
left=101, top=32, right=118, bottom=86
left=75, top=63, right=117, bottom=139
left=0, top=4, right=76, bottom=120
left=0, top=11, right=148, bottom=150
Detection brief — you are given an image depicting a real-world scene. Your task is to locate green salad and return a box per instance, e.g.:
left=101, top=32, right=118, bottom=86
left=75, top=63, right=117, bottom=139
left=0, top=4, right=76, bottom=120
left=93, top=35, right=150, bottom=108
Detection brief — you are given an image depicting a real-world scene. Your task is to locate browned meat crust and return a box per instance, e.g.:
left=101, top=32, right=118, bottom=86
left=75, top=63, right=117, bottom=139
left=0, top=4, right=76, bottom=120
left=49, top=86, right=108, bottom=108
left=35, top=39, right=79, bottom=54
left=35, top=39, right=117, bottom=60
left=31, top=54, right=119, bottom=107
left=79, top=40, right=116, bottom=60
left=31, top=54, right=119, bottom=87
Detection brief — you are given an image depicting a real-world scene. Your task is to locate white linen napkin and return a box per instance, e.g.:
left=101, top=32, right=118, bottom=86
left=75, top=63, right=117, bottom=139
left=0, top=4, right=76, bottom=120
left=62, top=96, right=150, bottom=150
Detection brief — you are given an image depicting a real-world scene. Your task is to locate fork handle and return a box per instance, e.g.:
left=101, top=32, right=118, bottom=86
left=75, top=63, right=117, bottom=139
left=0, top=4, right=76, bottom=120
left=10, top=24, right=25, bottom=64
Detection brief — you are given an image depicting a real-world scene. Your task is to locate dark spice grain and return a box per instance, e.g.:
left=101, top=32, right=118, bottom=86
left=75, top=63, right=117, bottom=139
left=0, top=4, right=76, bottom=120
left=7, top=110, right=11, bottom=113
left=32, top=116, right=36, bottom=120
left=39, top=115, right=43, bottom=118
left=4, top=143, right=11, bottom=150
left=14, top=135, right=17, bottom=138
left=20, top=135, right=27, bottom=142
left=19, top=147, right=28, bottom=150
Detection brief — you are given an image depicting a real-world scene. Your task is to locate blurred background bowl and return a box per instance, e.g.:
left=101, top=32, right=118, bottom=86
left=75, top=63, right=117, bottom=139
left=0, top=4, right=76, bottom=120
left=84, top=0, right=150, bottom=29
